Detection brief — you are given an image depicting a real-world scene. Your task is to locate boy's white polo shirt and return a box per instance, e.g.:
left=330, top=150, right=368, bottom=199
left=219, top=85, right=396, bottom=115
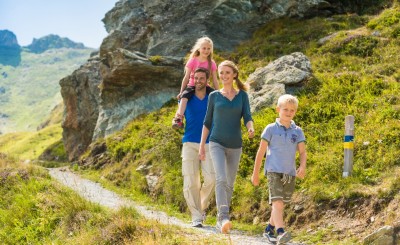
left=262, top=118, right=305, bottom=176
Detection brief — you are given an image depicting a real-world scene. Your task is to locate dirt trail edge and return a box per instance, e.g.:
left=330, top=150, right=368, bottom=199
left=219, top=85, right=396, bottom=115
left=48, top=167, right=301, bottom=245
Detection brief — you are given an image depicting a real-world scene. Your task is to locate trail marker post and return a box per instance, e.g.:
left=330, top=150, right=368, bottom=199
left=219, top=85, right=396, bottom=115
left=343, top=115, right=355, bottom=177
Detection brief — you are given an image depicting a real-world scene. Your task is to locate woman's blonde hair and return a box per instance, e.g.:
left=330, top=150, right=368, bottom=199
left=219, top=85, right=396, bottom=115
left=189, top=36, right=214, bottom=71
left=218, top=60, right=248, bottom=91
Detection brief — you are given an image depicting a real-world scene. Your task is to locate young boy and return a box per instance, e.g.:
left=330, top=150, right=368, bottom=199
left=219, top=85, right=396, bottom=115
left=251, top=94, right=307, bottom=244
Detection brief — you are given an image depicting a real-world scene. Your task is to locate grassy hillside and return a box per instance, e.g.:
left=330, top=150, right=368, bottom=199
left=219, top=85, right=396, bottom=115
left=0, top=157, right=220, bottom=244
left=2, top=1, right=399, bottom=244
left=0, top=47, right=93, bottom=133
left=0, top=102, right=66, bottom=163
left=73, top=2, right=400, bottom=244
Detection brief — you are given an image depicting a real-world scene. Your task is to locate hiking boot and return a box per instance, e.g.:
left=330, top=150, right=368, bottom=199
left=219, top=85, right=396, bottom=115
left=172, top=115, right=184, bottom=129
left=191, top=219, right=203, bottom=228
left=263, top=231, right=277, bottom=243
left=277, top=231, right=291, bottom=244
left=217, top=219, right=232, bottom=234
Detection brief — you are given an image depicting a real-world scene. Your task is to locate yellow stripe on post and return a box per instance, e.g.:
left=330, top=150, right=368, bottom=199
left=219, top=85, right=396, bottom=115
left=343, top=142, right=354, bottom=149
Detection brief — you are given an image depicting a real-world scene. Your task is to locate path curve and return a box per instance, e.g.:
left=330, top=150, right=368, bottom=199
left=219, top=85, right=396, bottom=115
left=48, top=167, right=296, bottom=245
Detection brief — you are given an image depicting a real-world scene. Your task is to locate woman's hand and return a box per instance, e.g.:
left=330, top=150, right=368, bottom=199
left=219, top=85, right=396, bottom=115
left=248, top=128, right=255, bottom=139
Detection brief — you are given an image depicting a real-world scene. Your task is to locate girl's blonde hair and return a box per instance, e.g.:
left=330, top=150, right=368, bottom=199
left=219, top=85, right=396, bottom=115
left=189, top=36, right=214, bottom=72
left=218, top=60, right=248, bottom=91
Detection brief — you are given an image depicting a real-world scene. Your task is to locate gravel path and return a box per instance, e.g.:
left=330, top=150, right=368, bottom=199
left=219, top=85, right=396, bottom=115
left=48, top=167, right=301, bottom=245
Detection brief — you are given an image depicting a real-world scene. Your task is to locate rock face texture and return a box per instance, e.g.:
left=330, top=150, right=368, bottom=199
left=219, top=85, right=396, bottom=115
left=94, top=49, right=182, bottom=139
left=60, top=55, right=102, bottom=161
left=60, top=0, right=347, bottom=161
left=100, top=0, right=332, bottom=57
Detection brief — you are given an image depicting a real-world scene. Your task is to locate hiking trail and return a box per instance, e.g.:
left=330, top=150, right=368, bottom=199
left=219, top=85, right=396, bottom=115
left=48, top=167, right=302, bottom=245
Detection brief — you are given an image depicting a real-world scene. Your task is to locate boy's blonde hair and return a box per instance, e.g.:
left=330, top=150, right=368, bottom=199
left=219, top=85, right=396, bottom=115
left=277, top=94, right=299, bottom=108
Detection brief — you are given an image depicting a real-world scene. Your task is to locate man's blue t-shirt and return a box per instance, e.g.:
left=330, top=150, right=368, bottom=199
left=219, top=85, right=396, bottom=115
left=182, top=94, right=210, bottom=144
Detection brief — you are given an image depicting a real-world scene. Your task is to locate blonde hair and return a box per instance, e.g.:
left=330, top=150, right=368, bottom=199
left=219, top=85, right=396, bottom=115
left=218, top=60, right=248, bottom=91
left=189, top=36, right=214, bottom=72
left=277, top=94, right=299, bottom=108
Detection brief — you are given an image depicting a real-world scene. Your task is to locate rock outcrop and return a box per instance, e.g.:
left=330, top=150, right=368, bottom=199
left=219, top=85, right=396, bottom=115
left=100, top=0, right=332, bottom=57
left=247, top=52, right=312, bottom=112
left=94, top=49, right=182, bottom=139
left=0, top=30, right=21, bottom=67
left=60, top=55, right=102, bottom=161
left=26, top=34, right=86, bottom=54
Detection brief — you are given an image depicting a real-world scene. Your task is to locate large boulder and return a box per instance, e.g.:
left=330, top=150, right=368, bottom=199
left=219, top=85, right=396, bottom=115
left=247, top=52, right=312, bottom=112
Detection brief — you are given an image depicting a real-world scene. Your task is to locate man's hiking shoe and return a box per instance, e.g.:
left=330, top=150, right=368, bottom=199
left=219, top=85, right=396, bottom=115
left=172, top=115, right=184, bottom=129
left=263, top=231, right=277, bottom=243
left=216, top=219, right=232, bottom=234
left=191, top=220, right=203, bottom=228
left=277, top=231, right=291, bottom=244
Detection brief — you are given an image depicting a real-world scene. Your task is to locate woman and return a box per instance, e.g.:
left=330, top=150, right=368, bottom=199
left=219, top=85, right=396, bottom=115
left=199, top=60, right=254, bottom=233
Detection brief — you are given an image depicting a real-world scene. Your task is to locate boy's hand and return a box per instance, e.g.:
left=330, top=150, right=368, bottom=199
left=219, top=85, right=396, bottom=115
left=296, top=166, right=306, bottom=179
left=251, top=173, right=259, bottom=186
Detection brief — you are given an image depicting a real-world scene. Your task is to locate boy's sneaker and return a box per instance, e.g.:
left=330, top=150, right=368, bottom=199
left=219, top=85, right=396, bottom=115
left=172, top=115, right=184, bottom=129
left=277, top=231, right=291, bottom=244
left=191, top=219, right=203, bottom=228
left=216, top=219, right=232, bottom=234
left=263, top=231, right=277, bottom=243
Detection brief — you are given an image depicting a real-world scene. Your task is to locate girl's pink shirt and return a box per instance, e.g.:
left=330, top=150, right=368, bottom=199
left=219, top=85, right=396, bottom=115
left=186, top=57, right=217, bottom=86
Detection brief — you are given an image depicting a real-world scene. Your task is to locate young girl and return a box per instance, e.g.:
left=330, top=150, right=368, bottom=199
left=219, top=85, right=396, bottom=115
left=172, top=36, right=219, bottom=129
left=199, top=60, right=254, bottom=234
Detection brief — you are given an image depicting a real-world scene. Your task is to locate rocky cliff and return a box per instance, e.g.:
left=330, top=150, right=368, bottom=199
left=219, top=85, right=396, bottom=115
left=60, top=0, right=379, bottom=161
left=26, top=34, right=86, bottom=54
left=0, top=30, right=21, bottom=67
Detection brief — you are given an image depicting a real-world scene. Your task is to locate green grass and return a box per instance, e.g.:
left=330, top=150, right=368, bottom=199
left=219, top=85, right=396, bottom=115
left=0, top=124, right=63, bottom=160
left=0, top=157, right=225, bottom=244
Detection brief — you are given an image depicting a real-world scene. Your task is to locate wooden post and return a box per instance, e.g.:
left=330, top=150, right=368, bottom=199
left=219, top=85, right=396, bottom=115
left=343, top=115, right=355, bottom=177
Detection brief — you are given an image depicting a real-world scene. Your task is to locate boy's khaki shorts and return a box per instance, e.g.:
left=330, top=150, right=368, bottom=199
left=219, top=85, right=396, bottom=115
left=267, top=172, right=296, bottom=205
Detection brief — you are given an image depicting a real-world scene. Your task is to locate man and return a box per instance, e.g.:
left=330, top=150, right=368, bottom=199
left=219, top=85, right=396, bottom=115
left=181, top=67, right=216, bottom=227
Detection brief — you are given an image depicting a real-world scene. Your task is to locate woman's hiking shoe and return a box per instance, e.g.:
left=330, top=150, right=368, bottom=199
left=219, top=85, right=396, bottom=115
left=277, top=231, right=291, bottom=244
left=216, top=219, right=232, bottom=234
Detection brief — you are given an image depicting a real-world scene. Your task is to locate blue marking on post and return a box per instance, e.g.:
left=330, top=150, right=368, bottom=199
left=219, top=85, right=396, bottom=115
left=344, top=135, right=354, bottom=142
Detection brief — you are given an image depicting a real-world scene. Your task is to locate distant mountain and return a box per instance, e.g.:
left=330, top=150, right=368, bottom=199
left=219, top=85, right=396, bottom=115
left=26, top=34, right=86, bottom=54
left=0, top=46, right=95, bottom=134
left=0, top=30, right=21, bottom=67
